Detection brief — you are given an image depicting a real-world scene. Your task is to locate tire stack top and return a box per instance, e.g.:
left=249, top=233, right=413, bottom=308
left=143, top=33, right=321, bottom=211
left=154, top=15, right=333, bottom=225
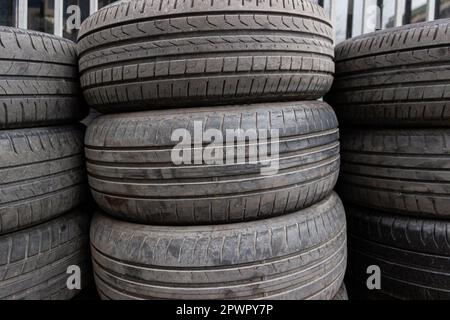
left=0, top=27, right=90, bottom=300
left=327, top=19, right=450, bottom=300
left=78, top=0, right=347, bottom=300
left=77, top=0, right=335, bottom=112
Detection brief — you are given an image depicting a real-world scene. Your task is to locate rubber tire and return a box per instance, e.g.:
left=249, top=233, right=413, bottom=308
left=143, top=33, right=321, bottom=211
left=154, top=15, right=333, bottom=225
left=339, top=129, right=450, bottom=219
left=0, top=125, right=88, bottom=235
left=0, top=27, right=87, bottom=129
left=333, top=285, right=348, bottom=301
left=0, top=208, right=91, bottom=300
left=77, top=0, right=334, bottom=113
left=346, top=205, right=450, bottom=300
left=85, top=101, right=340, bottom=225
left=327, top=20, right=450, bottom=127
left=91, top=193, right=347, bottom=300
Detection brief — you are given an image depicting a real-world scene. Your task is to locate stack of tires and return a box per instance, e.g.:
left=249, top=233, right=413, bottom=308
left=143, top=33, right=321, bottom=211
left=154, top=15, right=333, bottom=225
left=328, top=19, right=450, bottom=300
left=78, top=0, right=347, bottom=300
left=0, top=27, right=91, bottom=299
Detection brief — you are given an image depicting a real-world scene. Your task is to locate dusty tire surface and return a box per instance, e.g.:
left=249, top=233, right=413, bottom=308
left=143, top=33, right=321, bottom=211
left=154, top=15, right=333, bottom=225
left=0, top=27, right=87, bottom=129
left=328, top=20, right=450, bottom=127
left=333, top=285, right=348, bottom=300
left=85, top=101, right=340, bottom=225
left=0, top=125, right=88, bottom=234
left=0, top=208, right=91, bottom=300
left=77, top=0, right=334, bottom=113
left=346, top=205, right=450, bottom=300
left=91, top=193, right=347, bottom=300
left=339, top=129, right=450, bottom=219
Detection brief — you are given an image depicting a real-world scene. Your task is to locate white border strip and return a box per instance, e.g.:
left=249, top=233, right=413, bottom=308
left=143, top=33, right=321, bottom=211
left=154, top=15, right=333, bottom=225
left=16, top=0, right=27, bottom=29
left=54, top=0, right=64, bottom=37
left=427, top=0, right=436, bottom=21
left=90, top=0, right=98, bottom=15
left=395, top=0, right=404, bottom=27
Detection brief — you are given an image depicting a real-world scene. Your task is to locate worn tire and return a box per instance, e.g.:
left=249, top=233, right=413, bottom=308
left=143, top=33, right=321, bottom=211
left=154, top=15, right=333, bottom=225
left=91, top=193, right=347, bottom=300
left=333, top=285, right=348, bottom=301
left=0, top=27, right=87, bottom=129
left=328, top=20, right=450, bottom=127
left=85, top=101, right=340, bottom=225
left=0, top=125, right=88, bottom=234
left=77, top=0, right=334, bottom=113
left=339, top=129, right=450, bottom=219
left=347, top=205, right=450, bottom=300
left=0, top=208, right=91, bottom=300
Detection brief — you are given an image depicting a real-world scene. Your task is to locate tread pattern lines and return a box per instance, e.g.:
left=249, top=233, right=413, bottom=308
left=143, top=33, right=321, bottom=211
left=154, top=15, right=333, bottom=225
left=339, top=129, right=450, bottom=218
left=0, top=125, right=88, bottom=234
left=328, top=20, right=450, bottom=126
left=346, top=206, right=450, bottom=300
left=0, top=210, right=90, bottom=300
left=85, top=101, right=340, bottom=225
left=0, top=27, right=86, bottom=129
left=90, top=193, right=347, bottom=300
left=77, top=0, right=335, bottom=112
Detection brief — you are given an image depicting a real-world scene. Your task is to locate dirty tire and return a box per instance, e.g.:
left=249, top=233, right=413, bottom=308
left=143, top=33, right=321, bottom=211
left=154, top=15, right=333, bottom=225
left=328, top=20, right=450, bottom=127
left=85, top=101, right=340, bottom=225
left=0, top=208, right=91, bottom=300
left=77, top=0, right=334, bottom=113
left=91, top=193, right=347, bottom=300
left=339, top=129, right=450, bottom=219
left=0, top=125, right=88, bottom=234
left=347, top=205, right=450, bottom=300
left=333, top=285, right=348, bottom=300
left=0, top=27, right=87, bottom=129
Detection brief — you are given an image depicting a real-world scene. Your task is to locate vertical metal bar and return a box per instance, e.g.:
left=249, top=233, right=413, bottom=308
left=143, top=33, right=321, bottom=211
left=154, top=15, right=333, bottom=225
left=435, top=0, right=441, bottom=19
left=347, top=0, right=354, bottom=39
left=362, top=0, right=368, bottom=34
left=54, top=0, right=63, bottom=37
left=329, top=0, right=336, bottom=23
left=13, top=0, right=18, bottom=27
left=89, top=0, right=98, bottom=14
left=377, top=0, right=384, bottom=30
left=16, top=0, right=27, bottom=29
left=404, top=0, right=412, bottom=24
left=426, top=0, right=436, bottom=21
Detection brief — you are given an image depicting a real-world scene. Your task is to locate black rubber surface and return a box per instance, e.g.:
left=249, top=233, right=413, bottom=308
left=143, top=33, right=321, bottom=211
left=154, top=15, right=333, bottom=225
left=0, top=208, right=91, bottom=300
left=0, top=27, right=87, bottom=129
left=339, top=129, right=450, bottom=219
left=0, top=125, right=88, bottom=234
left=91, top=193, right=347, bottom=300
left=346, top=205, right=450, bottom=300
left=85, top=101, right=340, bottom=225
left=328, top=19, right=450, bottom=127
left=77, top=0, right=334, bottom=112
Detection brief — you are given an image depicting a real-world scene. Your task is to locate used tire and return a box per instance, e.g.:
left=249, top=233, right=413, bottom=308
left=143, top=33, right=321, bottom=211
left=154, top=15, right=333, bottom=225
left=91, top=193, right=347, bottom=300
left=339, top=129, right=450, bottom=218
left=0, top=27, right=87, bottom=129
left=328, top=20, right=450, bottom=127
left=0, top=125, right=88, bottom=234
left=333, top=285, right=348, bottom=301
left=77, top=0, right=334, bottom=113
left=347, top=205, right=450, bottom=300
left=0, top=208, right=91, bottom=300
left=85, top=101, right=340, bottom=225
